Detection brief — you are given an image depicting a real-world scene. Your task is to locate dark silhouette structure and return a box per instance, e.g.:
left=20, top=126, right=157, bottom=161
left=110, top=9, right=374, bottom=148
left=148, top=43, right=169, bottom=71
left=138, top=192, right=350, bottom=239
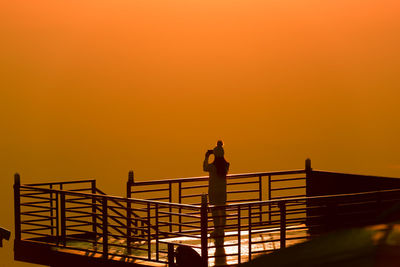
left=13, top=159, right=400, bottom=266
left=203, top=140, right=230, bottom=262
left=175, top=245, right=202, bottom=267
left=0, top=227, right=11, bottom=247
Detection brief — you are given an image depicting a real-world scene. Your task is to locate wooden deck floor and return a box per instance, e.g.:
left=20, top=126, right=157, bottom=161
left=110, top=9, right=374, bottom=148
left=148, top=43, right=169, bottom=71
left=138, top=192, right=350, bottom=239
left=55, top=224, right=308, bottom=266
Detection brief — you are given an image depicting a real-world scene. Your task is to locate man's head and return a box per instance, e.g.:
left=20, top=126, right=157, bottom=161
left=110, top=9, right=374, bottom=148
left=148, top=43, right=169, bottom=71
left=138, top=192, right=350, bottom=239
left=213, top=140, right=224, bottom=158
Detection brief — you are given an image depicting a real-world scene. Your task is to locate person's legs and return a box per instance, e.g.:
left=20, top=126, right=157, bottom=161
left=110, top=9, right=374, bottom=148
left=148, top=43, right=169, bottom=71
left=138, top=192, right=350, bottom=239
left=220, top=206, right=226, bottom=229
left=211, top=207, right=219, bottom=236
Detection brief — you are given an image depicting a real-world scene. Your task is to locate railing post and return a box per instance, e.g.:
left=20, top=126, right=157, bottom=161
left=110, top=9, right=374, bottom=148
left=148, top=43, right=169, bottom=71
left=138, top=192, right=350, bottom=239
left=147, top=203, right=151, bottom=260
left=178, top=182, right=182, bottom=233
left=91, top=181, right=97, bottom=241
left=248, top=204, right=252, bottom=260
left=155, top=203, right=159, bottom=261
left=60, top=191, right=66, bottom=246
left=102, top=197, right=108, bottom=258
left=128, top=170, right=134, bottom=197
left=127, top=171, right=133, bottom=250
left=259, top=175, right=262, bottom=222
left=305, top=158, right=312, bottom=173
left=279, top=201, right=286, bottom=249
left=305, top=158, right=312, bottom=197
left=50, top=184, right=54, bottom=236
left=55, top=191, right=60, bottom=246
left=168, top=243, right=175, bottom=267
left=14, top=173, right=21, bottom=241
left=237, top=205, right=241, bottom=264
left=169, top=182, right=173, bottom=233
left=200, top=194, right=208, bottom=267
left=268, top=175, right=272, bottom=222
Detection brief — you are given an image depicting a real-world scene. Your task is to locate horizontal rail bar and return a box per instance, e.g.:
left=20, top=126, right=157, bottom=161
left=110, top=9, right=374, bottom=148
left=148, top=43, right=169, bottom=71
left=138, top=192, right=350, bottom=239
left=24, top=179, right=95, bottom=186
left=21, top=210, right=52, bottom=215
left=270, top=177, right=306, bottom=182
left=20, top=185, right=200, bottom=209
left=21, top=218, right=51, bottom=223
left=20, top=203, right=56, bottom=209
left=21, top=200, right=54, bottom=205
left=131, top=170, right=306, bottom=186
left=227, top=189, right=259, bottom=194
left=181, top=184, right=209, bottom=190
left=65, top=223, right=91, bottom=228
left=67, top=188, right=92, bottom=192
left=20, top=231, right=52, bottom=237
left=20, top=213, right=56, bottom=219
left=131, top=188, right=169, bottom=193
left=270, top=186, right=306, bottom=192
left=22, top=222, right=55, bottom=228
left=227, top=180, right=259, bottom=186
left=20, top=195, right=52, bottom=201
left=21, top=226, right=53, bottom=231
left=20, top=192, right=51, bottom=197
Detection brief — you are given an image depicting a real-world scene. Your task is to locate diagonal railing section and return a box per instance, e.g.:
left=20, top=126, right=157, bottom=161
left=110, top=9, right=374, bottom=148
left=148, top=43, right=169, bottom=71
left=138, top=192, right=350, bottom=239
left=15, top=177, right=203, bottom=265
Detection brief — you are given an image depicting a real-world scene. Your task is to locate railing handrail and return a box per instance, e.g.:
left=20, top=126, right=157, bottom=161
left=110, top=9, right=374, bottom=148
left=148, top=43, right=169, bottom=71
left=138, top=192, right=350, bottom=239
left=210, top=187, right=400, bottom=208
left=24, top=179, right=95, bottom=186
left=130, top=169, right=307, bottom=186
left=313, top=170, right=400, bottom=180
left=20, top=181, right=400, bottom=211
left=19, top=185, right=200, bottom=209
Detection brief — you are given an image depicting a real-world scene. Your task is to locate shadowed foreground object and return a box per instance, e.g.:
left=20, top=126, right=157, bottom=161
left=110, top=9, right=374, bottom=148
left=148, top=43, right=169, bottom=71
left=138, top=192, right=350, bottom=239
left=175, top=245, right=202, bottom=267
left=239, top=223, right=400, bottom=267
left=0, top=227, right=11, bottom=247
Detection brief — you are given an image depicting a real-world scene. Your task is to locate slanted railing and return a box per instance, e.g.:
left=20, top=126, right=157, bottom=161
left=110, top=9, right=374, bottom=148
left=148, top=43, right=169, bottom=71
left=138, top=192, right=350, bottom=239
left=14, top=167, right=400, bottom=266
left=14, top=174, right=206, bottom=265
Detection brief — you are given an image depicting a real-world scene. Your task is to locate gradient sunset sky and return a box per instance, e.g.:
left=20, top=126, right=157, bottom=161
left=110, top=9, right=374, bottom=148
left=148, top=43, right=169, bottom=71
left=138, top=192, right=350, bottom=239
left=1, top=0, right=400, bottom=265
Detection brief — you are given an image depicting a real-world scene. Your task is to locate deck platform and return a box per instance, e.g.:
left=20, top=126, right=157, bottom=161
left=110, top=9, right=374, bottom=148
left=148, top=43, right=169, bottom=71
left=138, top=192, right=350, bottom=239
left=15, top=224, right=307, bottom=266
left=13, top=162, right=400, bottom=266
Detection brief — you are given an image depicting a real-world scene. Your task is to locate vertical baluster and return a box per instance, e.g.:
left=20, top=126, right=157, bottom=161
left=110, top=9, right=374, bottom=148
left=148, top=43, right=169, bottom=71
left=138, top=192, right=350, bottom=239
left=91, top=181, right=97, bottom=246
left=50, top=184, right=54, bottom=236
left=268, top=175, right=272, bottom=223
left=14, top=173, right=21, bottom=241
left=237, top=205, right=241, bottom=264
left=60, top=192, right=66, bottom=246
left=169, top=182, right=173, bottom=233
left=279, top=201, right=286, bottom=249
left=127, top=171, right=133, bottom=251
left=179, top=182, right=182, bottom=233
left=259, top=175, right=262, bottom=223
left=147, top=203, right=151, bottom=260
left=55, top=191, right=60, bottom=245
left=127, top=199, right=132, bottom=253
left=102, top=197, right=108, bottom=258
left=248, top=204, right=252, bottom=261
left=155, top=203, right=159, bottom=261
left=200, top=194, right=208, bottom=267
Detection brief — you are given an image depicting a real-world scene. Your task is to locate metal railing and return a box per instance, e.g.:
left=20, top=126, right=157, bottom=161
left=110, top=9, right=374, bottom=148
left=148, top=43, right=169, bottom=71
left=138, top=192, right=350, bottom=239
left=14, top=174, right=205, bottom=264
left=14, top=169, right=400, bottom=266
left=128, top=170, right=307, bottom=204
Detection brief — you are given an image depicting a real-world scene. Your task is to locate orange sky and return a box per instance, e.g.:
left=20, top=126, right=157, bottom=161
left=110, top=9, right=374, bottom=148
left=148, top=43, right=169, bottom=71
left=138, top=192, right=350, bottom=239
left=1, top=0, right=400, bottom=265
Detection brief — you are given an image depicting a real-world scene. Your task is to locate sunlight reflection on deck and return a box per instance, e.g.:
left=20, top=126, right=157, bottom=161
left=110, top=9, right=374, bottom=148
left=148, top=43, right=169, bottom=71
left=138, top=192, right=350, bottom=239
left=59, top=224, right=307, bottom=266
